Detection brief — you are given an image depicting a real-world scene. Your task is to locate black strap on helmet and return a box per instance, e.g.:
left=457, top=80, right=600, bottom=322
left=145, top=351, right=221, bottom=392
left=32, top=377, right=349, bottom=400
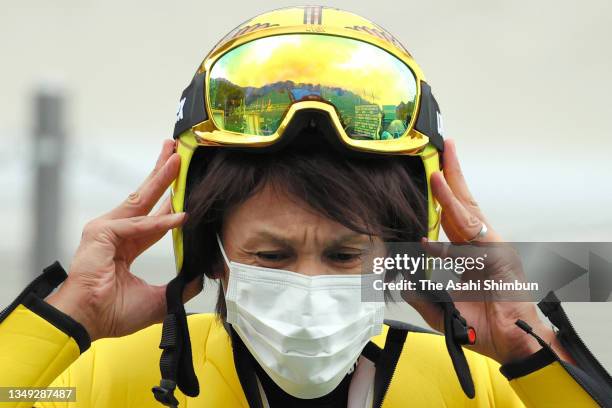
left=404, top=247, right=475, bottom=398
left=173, top=72, right=208, bottom=139
left=443, top=302, right=476, bottom=398
left=415, top=81, right=445, bottom=152
left=425, top=288, right=476, bottom=399
left=152, top=274, right=200, bottom=407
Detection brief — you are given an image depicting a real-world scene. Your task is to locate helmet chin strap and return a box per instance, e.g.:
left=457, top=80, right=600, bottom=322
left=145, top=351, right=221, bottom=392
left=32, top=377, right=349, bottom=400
left=410, top=260, right=476, bottom=399
left=152, top=273, right=200, bottom=407
left=429, top=289, right=476, bottom=399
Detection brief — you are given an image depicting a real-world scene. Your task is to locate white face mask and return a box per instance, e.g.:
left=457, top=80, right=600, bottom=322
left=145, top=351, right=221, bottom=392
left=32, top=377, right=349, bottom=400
left=216, top=235, right=385, bottom=399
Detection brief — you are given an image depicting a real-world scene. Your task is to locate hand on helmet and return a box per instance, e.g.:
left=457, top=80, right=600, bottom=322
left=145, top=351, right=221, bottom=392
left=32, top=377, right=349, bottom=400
left=405, top=139, right=572, bottom=365
left=46, top=140, right=201, bottom=341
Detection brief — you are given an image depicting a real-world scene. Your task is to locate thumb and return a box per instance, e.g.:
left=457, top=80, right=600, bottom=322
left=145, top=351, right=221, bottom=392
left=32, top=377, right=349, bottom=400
left=403, top=292, right=445, bottom=333
left=147, top=276, right=204, bottom=320
left=142, top=283, right=169, bottom=325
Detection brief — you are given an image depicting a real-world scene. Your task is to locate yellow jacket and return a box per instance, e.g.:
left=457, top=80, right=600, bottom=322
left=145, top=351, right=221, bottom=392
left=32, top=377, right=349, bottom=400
left=0, top=263, right=608, bottom=407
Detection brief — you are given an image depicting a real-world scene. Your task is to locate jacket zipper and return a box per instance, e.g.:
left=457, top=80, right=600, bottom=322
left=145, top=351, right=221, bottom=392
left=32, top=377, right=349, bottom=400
left=375, top=363, right=399, bottom=408
left=519, top=315, right=610, bottom=407
left=552, top=306, right=611, bottom=384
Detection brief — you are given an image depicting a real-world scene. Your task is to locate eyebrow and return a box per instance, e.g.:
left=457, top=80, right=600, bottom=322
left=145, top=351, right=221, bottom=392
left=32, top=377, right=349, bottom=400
left=250, top=230, right=371, bottom=248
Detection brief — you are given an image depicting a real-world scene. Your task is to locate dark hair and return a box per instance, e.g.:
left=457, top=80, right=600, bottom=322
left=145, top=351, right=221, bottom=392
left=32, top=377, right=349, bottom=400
left=182, top=143, right=428, bottom=317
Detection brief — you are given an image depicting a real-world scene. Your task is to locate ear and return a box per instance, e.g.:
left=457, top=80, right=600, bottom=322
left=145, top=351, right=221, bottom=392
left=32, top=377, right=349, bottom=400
left=209, top=257, right=228, bottom=280
left=182, top=275, right=204, bottom=303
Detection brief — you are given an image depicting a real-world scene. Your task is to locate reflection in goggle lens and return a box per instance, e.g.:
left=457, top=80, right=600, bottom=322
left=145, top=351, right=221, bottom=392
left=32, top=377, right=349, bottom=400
left=209, top=34, right=418, bottom=140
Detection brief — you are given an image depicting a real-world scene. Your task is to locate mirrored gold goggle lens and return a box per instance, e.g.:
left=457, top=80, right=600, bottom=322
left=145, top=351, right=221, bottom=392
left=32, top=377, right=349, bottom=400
left=208, top=34, right=418, bottom=140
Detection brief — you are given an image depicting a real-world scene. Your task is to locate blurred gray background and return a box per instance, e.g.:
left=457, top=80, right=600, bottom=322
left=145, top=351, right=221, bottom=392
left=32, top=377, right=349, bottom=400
left=1, top=0, right=611, bottom=369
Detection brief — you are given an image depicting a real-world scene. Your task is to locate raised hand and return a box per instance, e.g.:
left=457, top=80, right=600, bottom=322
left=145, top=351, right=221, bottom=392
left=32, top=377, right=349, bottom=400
left=405, top=139, right=572, bottom=364
left=46, top=140, right=200, bottom=341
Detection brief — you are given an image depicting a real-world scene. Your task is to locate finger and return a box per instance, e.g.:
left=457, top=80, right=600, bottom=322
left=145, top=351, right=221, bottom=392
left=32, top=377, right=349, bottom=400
left=128, top=283, right=168, bottom=329
left=443, top=139, right=492, bottom=226
left=143, top=277, right=202, bottom=325
left=404, top=296, right=444, bottom=333
left=153, top=195, right=172, bottom=217
left=99, top=140, right=176, bottom=220
left=440, top=212, right=465, bottom=243
left=153, top=140, right=176, bottom=174
left=103, top=153, right=180, bottom=220
left=421, top=238, right=449, bottom=259
left=442, top=139, right=480, bottom=210
left=106, top=212, right=187, bottom=241
left=422, top=237, right=488, bottom=260
left=128, top=214, right=180, bottom=260
left=125, top=197, right=178, bottom=262
left=127, top=228, right=173, bottom=262
left=431, top=171, right=484, bottom=242
left=147, top=277, right=202, bottom=321
left=140, top=139, right=176, bottom=190
left=151, top=284, right=168, bottom=322
left=433, top=178, right=466, bottom=243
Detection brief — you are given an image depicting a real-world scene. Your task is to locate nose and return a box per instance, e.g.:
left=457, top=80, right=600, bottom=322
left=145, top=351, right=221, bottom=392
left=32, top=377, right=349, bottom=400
left=292, top=257, right=329, bottom=277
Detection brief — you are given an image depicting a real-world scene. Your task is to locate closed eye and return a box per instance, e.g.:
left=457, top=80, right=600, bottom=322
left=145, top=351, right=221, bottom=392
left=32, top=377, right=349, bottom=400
left=255, top=251, right=292, bottom=262
left=324, top=248, right=365, bottom=269
left=327, top=252, right=362, bottom=262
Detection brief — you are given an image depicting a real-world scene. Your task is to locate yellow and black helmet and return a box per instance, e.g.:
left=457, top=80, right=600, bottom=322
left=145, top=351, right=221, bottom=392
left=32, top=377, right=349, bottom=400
left=170, top=5, right=445, bottom=276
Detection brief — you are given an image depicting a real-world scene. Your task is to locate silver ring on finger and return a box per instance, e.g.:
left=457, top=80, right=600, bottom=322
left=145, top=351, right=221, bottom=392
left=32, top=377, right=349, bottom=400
left=467, top=223, right=488, bottom=243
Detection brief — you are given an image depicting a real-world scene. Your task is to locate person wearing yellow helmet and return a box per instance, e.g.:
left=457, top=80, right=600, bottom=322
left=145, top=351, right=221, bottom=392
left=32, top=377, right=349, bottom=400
left=1, top=6, right=611, bottom=408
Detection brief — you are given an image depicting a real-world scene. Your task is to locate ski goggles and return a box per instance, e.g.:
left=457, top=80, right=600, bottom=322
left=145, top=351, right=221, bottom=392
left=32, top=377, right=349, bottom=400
left=173, top=33, right=444, bottom=153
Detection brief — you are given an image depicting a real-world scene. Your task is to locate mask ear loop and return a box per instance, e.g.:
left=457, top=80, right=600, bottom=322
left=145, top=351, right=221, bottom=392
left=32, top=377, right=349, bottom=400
left=216, top=233, right=231, bottom=267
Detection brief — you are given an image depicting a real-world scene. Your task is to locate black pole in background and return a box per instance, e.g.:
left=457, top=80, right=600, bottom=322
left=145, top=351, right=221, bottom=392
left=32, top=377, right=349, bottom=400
left=31, top=88, right=65, bottom=277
